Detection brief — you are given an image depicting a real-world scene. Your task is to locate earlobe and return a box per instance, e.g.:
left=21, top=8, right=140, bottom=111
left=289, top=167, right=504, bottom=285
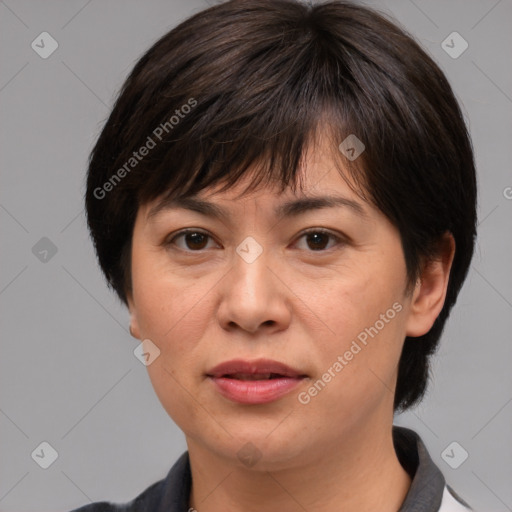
left=126, top=294, right=141, bottom=340
left=405, top=233, right=455, bottom=338
left=129, top=316, right=141, bottom=339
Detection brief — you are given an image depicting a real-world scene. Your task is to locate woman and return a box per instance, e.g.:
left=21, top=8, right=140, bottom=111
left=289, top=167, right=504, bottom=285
left=75, top=1, right=477, bottom=510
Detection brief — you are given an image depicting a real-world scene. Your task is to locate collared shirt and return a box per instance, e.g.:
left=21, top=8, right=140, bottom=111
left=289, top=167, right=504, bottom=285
left=70, top=426, right=472, bottom=512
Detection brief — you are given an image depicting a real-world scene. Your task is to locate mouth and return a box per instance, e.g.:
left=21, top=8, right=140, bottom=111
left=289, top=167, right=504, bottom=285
left=207, top=358, right=306, bottom=379
left=206, top=359, right=308, bottom=404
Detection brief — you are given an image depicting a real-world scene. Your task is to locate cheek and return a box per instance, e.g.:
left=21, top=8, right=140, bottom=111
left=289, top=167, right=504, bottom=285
left=311, top=267, right=403, bottom=347
left=132, top=252, right=215, bottom=341
left=130, top=252, right=217, bottom=404
left=146, top=360, right=208, bottom=440
left=135, top=274, right=214, bottom=432
left=298, top=309, right=407, bottom=435
left=304, top=263, right=408, bottom=402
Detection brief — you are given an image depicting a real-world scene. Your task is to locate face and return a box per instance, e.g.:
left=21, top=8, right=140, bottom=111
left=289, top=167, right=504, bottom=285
left=127, top=139, right=449, bottom=470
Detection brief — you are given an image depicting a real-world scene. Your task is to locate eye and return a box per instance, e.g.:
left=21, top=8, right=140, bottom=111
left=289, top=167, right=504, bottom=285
left=167, top=229, right=218, bottom=251
left=165, top=228, right=345, bottom=253
left=294, top=229, right=344, bottom=251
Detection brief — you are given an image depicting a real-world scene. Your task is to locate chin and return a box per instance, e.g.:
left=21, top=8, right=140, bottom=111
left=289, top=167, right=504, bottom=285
left=210, top=425, right=313, bottom=471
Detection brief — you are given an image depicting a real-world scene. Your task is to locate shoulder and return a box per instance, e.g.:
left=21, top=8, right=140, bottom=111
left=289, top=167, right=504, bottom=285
left=67, top=451, right=191, bottom=512
left=68, top=479, right=164, bottom=512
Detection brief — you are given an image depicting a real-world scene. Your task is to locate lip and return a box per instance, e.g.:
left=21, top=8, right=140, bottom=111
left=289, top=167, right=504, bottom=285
left=206, top=358, right=307, bottom=405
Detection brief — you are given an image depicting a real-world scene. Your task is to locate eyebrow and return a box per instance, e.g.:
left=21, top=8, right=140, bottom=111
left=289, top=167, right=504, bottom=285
left=147, top=194, right=367, bottom=222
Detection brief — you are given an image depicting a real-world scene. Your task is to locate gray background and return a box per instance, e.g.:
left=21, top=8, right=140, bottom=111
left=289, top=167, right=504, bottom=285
left=0, top=0, right=511, bottom=511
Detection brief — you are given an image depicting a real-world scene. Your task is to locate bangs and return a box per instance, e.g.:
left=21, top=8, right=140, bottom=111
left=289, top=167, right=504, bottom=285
left=143, top=112, right=368, bottom=212
left=124, top=37, right=369, bottom=209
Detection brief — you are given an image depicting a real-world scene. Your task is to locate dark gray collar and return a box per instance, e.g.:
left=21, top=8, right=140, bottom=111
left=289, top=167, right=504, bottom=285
left=153, top=426, right=445, bottom=511
left=394, top=426, right=446, bottom=511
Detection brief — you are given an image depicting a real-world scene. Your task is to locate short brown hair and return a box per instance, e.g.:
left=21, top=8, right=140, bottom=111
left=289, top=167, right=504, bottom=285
left=85, top=0, right=477, bottom=411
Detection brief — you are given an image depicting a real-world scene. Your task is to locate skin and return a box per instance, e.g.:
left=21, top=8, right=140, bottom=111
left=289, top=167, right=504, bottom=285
left=127, top=136, right=455, bottom=512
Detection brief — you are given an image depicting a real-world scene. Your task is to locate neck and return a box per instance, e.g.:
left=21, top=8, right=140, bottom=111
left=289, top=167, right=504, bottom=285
left=187, top=421, right=411, bottom=512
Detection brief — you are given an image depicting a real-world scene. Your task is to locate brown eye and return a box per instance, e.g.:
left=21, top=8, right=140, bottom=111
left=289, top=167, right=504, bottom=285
left=295, top=229, right=343, bottom=252
left=168, top=230, right=216, bottom=251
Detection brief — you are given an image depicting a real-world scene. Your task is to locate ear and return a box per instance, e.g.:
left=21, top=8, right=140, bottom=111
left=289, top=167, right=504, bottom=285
left=405, top=233, right=456, bottom=338
left=126, top=292, right=141, bottom=340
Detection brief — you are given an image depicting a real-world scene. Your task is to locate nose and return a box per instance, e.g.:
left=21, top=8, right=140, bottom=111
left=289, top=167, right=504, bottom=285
left=216, top=245, right=292, bottom=335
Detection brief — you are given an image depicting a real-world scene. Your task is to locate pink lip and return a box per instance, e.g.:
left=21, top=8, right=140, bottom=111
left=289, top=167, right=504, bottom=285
left=209, top=376, right=304, bottom=404
left=206, top=358, right=307, bottom=405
